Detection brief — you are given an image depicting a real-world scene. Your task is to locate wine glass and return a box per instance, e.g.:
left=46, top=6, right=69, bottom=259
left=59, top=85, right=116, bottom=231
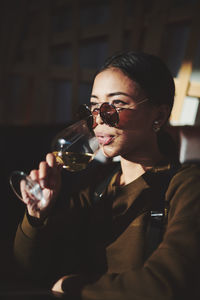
left=51, top=118, right=99, bottom=172
left=9, top=108, right=99, bottom=205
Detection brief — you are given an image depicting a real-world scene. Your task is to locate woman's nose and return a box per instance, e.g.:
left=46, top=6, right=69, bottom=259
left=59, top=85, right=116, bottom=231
left=94, top=111, right=104, bottom=126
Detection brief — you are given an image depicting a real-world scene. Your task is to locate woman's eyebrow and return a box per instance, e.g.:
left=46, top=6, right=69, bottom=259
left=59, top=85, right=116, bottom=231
left=107, top=92, right=132, bottom=98
left=90, top=92, right=132, bottom=99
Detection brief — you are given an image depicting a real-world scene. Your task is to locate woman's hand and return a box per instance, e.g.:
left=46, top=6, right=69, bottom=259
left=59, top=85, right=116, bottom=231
left=20, top=153, right=62, bottom=220
left=52, top=275, right=68, bottom=294
left=52, top=274, right=88, bottom=296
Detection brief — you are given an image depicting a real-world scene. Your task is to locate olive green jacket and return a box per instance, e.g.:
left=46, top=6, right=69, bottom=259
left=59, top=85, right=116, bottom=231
left=14, top=163, right=200, bottom=300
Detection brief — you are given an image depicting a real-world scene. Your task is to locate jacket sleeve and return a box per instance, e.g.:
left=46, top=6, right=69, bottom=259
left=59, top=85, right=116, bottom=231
left=80, top=164, right=200, bottom=300
left=14, top=195, right=90, bottom=283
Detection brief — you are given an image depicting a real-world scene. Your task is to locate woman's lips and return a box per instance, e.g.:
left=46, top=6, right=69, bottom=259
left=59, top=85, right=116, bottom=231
left=96, top=134, right=114, bottom=145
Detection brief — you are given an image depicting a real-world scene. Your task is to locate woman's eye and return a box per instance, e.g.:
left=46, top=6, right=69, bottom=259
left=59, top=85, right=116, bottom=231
left=90, top=103, right=99, bottom=111
left=90, top=102, right=96, bottom=107
left=113, top=100, right=127, bottom=107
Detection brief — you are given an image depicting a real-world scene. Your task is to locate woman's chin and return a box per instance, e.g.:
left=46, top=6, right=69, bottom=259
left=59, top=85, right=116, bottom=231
left=101, top=145, right=119, bottom=158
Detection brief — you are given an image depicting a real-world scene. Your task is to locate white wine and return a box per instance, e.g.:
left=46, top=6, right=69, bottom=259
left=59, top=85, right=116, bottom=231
left=53, top=151, right=94, bottom=172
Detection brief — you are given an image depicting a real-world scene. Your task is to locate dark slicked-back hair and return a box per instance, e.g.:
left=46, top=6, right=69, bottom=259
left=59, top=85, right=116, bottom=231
left=97, top=51, right=175, bottom=114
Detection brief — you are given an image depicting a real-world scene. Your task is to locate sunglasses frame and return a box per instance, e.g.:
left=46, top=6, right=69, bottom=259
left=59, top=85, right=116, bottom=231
left=77, top=98, right=149, bottom=128
left=91, top=98, right=149, bottom=127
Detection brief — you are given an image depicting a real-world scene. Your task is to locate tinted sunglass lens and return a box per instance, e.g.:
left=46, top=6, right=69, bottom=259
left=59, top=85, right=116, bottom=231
left=76, top=104, right=93, bottom=129
left=100, top=103, right=119, bottom=127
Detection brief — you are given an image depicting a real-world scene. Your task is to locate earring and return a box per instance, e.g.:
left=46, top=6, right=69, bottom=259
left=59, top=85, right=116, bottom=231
left=153, top=120, right=160, bottom=132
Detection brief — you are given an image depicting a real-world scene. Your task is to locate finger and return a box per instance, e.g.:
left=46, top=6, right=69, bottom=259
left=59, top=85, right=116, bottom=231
left=46, top=153, right=57, bottom=168
left=20, top=180, right=30, bottom=204
left=52, top=278, right=63, bottom=293
left=27, top=201, right=40, bottom=218
left=29, top=170, right=39, bottom=182
left=38, top=161, right=49, bottom=187
left=46, top=153, right=62, bottom=184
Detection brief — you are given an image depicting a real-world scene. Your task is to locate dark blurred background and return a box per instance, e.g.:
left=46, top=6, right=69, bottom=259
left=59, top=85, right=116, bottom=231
left=0, top=0, right=200, bottom=287
left=1, top=0, right=200, bottom=126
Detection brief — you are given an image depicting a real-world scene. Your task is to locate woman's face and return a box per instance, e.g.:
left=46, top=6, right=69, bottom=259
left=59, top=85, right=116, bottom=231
left=90, top=67, right=167, bottom=160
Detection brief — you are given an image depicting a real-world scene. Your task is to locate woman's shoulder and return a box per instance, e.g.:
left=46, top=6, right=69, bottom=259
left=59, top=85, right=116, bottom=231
left=171, top=162, right=200, bottom=184
left=166, top=162, right=200, bottom=206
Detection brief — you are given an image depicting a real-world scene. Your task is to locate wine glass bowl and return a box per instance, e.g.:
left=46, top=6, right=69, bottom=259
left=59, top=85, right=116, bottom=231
left=51, top=119, right=99, bottom=172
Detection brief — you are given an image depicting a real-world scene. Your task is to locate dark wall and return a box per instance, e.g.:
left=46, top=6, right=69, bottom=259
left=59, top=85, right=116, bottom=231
left=1, top=124, right=66, bottom=237
left=0, top=124, right=65, bottom=284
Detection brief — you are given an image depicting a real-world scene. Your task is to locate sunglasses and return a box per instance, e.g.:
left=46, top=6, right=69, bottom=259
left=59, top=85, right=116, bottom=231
left=77, top=98, right=149, bottom=128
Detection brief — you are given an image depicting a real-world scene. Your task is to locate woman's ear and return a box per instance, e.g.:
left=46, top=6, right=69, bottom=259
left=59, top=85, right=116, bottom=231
left=153, top=104, right=171, bottom=129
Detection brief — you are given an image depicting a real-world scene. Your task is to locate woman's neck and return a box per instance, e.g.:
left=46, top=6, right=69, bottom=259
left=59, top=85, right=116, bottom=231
left=119, top=151, right=164, bottom=186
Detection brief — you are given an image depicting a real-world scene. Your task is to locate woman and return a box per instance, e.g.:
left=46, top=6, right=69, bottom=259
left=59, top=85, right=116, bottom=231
left=14, top=52, right=200, bottom=300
